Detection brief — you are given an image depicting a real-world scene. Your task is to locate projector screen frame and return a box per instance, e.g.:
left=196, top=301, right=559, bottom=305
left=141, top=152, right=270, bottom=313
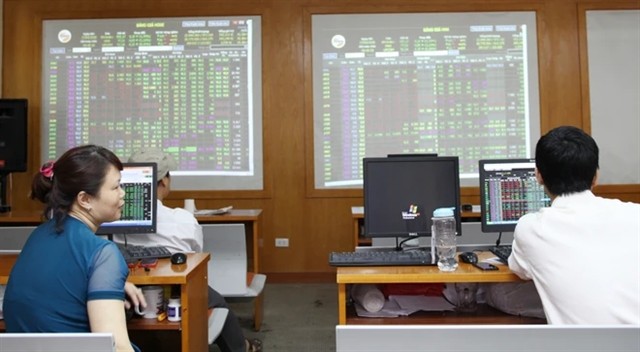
left=304, top=9, right=542, bottom=197
left=40, top=15, right=264, bottom=192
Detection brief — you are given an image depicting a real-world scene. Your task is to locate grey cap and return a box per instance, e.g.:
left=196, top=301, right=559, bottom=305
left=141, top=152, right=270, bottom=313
left=128, top=148, right=177, bottom=181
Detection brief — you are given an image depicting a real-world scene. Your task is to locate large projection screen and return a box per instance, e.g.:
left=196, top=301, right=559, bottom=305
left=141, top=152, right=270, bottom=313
left=42, top=16, right=262, bottom=190
left=312, top=12, right=540, bottom=189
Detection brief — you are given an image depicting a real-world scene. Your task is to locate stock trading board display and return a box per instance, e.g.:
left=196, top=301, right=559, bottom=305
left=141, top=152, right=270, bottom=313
left=312, top=12, right=540, bottom=188
left=42, top=17, right=263, bottom=190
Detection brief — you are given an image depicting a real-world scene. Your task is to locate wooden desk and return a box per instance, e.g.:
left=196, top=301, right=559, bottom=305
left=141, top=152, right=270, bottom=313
left=336, top=252, right=544, bottom=325
left=0, top=211, right=44, bottom=225
left=0, top=253, right=210, bottom=352
left=0, top=210, right=263, bottom=273
left=196, top=209, right=264, bottom=331
left=0, top=209, right=265, bottom=330
left=351, top=207, right=369, bottom=247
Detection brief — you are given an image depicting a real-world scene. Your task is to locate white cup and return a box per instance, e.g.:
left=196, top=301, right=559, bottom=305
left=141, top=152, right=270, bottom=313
left=183, top=199, right=196, bottom=214
left=135, top=285, right=164, bottom=319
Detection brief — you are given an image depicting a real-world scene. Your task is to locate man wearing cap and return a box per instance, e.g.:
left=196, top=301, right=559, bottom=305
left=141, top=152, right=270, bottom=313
left=114, top=148, right=262, bottom=352
left=116, top=148, right=202, bottom=253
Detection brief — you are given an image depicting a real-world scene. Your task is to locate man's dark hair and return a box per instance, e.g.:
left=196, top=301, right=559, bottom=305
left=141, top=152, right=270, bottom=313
left=535, top=126, right=599, bottom=196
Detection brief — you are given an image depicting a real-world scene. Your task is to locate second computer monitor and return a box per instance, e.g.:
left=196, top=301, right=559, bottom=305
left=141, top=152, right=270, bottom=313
left=479, top=158, right=551, bottom=233
left=96, top=162, right=158, bottom=235
left=363, top=156, right=461, bottom=239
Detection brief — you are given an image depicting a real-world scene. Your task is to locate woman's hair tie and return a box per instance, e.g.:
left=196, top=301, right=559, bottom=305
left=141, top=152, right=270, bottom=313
left=40, top=161, right=55, bottom=180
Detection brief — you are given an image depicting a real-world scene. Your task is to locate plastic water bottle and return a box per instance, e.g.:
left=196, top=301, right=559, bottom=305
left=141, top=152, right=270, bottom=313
left=432, top=207, right=458, bottom=272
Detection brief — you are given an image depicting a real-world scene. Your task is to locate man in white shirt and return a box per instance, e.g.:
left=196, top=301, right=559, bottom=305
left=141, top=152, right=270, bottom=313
left=509, top=126, right=640, bottom=324
left=115, top=148, right=261, bottom=352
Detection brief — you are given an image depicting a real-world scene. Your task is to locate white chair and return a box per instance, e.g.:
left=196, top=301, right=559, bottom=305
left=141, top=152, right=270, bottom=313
left=208, top=307, right=229, bottom=344
left=336, top=325, right=640, bottom=352
left=202, top=223, right=267, bottom=331
left=0, top=332, right=114, bottom=352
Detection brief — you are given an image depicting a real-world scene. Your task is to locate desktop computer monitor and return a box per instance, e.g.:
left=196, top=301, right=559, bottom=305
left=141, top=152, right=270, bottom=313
left=363, top=156, right=461, bottom=240
left=479, top=158, right=551, bottom=233
left=96, top=162, right=157, bottom=235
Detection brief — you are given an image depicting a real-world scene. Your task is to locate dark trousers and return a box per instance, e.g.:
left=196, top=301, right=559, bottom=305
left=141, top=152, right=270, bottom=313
left=208, top=287, right=246, bottom=352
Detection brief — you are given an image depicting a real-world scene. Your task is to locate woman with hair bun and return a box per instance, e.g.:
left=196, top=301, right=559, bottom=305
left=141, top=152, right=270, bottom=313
left=3, top=144, right=146, bottom=352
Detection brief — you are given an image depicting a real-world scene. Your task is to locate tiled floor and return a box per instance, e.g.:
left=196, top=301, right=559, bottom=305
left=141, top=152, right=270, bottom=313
left=211, top=283, right=338, bottom=352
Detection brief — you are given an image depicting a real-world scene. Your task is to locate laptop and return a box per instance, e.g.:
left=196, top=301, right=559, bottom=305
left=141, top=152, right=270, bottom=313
left=0, top=332, right=115, bottom=352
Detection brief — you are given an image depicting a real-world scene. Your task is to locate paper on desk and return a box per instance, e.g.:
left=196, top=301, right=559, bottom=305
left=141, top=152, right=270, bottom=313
left=194, top=206, right=233, bottom=216
left=354, top=295, right=456, bottom=318
left=354, top=299, right=415, bottom=317
left=389, top=294, right=456, bottom=312
left=484, top=257, right=504, bottom=265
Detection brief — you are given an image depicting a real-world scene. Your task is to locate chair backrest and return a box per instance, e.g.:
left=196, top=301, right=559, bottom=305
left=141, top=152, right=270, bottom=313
left=0, top=332, right=115, bottom=352
left=336, top=325, right=640, bottom=352
left=202, top=223, right=249, bottom=295
left=0, top=226, right=35, bottom=253
left=208, top=307, right=229, bottom=344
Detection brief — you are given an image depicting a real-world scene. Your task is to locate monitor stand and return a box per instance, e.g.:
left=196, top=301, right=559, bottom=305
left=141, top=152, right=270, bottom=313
left=369, top=236, right=428, bottom=250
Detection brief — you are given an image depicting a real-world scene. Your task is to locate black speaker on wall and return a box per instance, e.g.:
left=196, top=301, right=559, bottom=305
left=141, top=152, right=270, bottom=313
left=0, top=99, right=28, bottom=173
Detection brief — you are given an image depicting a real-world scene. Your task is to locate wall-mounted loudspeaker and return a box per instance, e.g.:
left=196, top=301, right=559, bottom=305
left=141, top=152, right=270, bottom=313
left=0, top=99, right=28, bottom=173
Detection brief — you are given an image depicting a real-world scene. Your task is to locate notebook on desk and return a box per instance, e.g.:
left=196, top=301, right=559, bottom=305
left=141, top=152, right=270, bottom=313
left=195, top=206, right=233, bottom=216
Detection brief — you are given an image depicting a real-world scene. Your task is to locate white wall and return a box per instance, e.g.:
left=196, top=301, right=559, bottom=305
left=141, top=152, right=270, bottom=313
left=587, top=10, right=640, bottom=185
left=370, top=222, right=514, bottom=250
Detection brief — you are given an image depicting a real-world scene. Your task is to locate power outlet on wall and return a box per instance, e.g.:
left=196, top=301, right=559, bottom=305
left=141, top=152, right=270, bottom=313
left=275, top=238, right=289, bottom=247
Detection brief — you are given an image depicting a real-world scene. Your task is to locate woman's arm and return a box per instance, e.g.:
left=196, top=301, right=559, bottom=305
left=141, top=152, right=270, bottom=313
left=88, top=299, right=134, bottom=352
left=87, top=246, right=145, bottom=352
left=123, top=282, right=147, bottom=310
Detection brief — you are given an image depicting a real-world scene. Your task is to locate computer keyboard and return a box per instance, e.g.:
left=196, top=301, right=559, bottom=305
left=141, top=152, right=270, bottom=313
left=490, top=245, right=513, bottom=264
left=116, top=243, right=172, bottom=262
left=329, top=249, right=435, bottom=266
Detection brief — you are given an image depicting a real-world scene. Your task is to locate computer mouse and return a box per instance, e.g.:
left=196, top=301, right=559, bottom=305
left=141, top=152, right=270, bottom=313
left=170, top=252, right=187, bottom=265
left=459, top=251, right=478, bottom=264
